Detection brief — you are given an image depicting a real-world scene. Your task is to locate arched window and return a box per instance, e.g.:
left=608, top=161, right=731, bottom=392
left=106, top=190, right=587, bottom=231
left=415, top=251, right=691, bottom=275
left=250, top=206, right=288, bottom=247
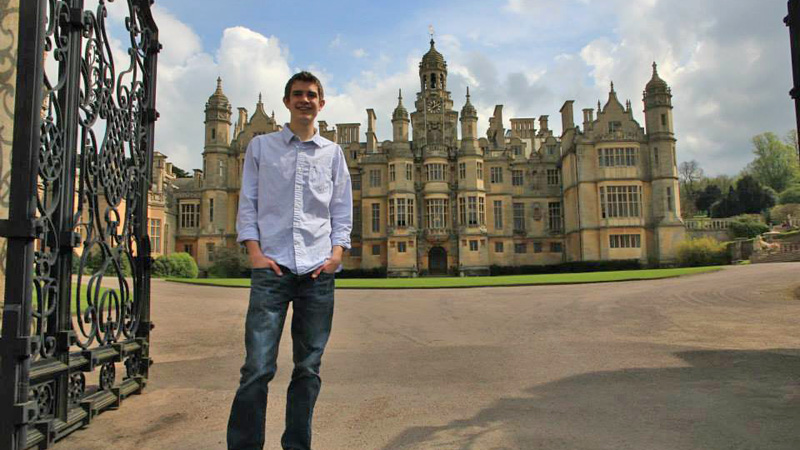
left=440, top=73, right=445, bottom=89
left=430, top=73, right=436, bottom=89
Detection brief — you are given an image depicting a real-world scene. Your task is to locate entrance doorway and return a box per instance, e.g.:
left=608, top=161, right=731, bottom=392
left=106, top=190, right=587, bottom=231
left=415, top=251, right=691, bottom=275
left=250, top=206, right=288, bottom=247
left=428, top=246, right=447, bottom=275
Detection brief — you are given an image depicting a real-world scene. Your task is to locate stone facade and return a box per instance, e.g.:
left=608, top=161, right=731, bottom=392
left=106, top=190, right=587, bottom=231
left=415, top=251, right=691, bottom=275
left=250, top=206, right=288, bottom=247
left=165, top=40, right=685, bottom=275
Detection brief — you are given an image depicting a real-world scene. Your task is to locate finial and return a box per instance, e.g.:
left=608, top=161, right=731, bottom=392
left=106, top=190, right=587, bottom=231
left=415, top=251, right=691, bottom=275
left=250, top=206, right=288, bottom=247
left=398, top=89, right=402, bottom=101
left=428, top=24, right=435, bottom=43
left=610, top=81, right=615, bottom=93
left=258, top=92, right=263, bottom=104
left=216, top=77, right=223, bottom=92
left=271, top=110, right=275, bottom=119
left=466, top=86, right=470, bottom=100
left=597, top=100, right=601, bottom=111
left=652, top=61, right=658, bottom=75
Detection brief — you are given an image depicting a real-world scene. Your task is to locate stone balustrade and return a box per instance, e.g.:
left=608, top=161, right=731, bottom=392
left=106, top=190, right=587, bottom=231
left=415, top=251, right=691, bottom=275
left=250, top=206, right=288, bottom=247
left=684, top=218, right=734, bottom=230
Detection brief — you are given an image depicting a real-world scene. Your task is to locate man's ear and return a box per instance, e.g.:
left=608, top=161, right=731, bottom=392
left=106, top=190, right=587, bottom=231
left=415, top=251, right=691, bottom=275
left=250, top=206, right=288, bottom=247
left=283, top=97, right=290, bottom=108
left=319, top=98, right=326, bottom=111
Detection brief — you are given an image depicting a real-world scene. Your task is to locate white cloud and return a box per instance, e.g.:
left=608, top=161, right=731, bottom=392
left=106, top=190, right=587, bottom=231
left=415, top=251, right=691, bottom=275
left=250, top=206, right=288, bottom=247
left=572, top=0, right=794, bottom=175
left=132, top=0, right=791, bottom=180
left=148, top=12, right=292, bottom=171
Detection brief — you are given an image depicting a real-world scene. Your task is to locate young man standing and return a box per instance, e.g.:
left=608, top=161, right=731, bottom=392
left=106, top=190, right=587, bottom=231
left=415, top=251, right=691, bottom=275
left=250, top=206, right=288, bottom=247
left=228, top=71, right=352, bottom=450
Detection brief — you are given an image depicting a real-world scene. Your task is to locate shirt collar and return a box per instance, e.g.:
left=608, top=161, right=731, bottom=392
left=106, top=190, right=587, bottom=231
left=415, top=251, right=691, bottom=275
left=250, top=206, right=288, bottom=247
left=281, top=123, right=324, bottom=148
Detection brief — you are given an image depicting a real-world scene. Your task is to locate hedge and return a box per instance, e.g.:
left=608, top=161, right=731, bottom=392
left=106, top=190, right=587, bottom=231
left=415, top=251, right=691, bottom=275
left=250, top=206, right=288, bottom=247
left=676, top=237, right=730, bottom=267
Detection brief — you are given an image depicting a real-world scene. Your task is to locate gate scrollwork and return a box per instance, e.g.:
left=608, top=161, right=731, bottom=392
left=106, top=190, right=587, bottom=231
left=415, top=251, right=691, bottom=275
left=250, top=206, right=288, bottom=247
left=0, top=1, right=158, bottom=449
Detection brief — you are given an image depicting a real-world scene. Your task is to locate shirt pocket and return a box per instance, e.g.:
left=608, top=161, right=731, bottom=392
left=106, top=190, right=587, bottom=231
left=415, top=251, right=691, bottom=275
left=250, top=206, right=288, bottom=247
left=309, top=165, right=332, bottom=194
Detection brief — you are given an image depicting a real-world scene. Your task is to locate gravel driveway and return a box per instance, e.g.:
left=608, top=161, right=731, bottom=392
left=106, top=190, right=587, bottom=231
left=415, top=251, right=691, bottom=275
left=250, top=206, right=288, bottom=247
left=55, top=263, right=800, bottom=450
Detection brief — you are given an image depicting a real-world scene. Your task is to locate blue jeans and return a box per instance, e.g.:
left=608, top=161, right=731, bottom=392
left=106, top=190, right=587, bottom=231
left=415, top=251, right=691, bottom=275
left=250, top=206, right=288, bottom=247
left=227, top=266, right=335, bottom=450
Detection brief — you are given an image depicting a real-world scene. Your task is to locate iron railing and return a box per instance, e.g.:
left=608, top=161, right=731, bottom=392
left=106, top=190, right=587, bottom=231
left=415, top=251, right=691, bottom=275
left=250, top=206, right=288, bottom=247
left=0, top=1, right=159, bottom=448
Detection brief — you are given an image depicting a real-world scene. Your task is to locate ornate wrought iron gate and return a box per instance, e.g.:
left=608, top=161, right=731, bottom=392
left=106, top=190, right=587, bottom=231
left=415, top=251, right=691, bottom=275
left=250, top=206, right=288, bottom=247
left=0, top=1, right=159, bottom=448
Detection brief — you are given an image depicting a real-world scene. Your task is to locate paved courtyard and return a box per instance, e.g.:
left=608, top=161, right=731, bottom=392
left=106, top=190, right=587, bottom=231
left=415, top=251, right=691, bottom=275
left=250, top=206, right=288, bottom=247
left=56, top=263, right=800, bottom=450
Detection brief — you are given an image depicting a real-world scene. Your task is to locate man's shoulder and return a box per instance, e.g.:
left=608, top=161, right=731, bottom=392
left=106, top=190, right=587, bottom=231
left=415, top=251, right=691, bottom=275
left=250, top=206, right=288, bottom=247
left=247, top=131, right=289, bottom=155
left=316, top=134, right=338, bottom=149
left=257, top=131, right=287, bottom=146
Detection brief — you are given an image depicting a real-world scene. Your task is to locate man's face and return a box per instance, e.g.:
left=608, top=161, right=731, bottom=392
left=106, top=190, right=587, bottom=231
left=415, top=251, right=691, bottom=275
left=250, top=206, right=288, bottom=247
left=283, top=81, right=325, bottom=126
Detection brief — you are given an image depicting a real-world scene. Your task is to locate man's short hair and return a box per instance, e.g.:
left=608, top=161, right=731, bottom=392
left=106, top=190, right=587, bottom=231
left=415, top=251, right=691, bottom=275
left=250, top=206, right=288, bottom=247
left=284, top=71, right=324, bottom=100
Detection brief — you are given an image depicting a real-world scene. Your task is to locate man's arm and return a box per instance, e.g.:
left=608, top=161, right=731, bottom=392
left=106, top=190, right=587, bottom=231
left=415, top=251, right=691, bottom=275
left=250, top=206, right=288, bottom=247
left=312, top=146, right=352, bottom=277
left=244, top=240, right=283, bottom=276
left=237, top=139, right=283, bottom=276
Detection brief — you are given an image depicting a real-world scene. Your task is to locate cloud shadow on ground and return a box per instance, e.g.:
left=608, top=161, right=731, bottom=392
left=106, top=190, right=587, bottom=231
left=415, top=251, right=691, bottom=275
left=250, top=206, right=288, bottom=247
left=383, top=349, right=800, bottom=450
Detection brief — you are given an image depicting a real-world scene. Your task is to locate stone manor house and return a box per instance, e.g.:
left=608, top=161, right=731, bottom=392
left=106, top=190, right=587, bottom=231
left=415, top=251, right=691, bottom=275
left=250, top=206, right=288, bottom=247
left=149, top=39, right=685, bottom=276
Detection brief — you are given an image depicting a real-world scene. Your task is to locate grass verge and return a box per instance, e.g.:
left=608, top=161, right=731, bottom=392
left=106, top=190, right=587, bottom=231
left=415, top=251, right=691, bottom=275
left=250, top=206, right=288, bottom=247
left=166, top=266, right=724, bottom=289
left=32, top=283, right=120, bottom=313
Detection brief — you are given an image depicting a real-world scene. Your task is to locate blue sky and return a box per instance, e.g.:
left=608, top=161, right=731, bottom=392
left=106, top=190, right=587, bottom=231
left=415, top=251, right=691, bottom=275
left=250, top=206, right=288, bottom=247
left=131, top=0, right=794, bottom=176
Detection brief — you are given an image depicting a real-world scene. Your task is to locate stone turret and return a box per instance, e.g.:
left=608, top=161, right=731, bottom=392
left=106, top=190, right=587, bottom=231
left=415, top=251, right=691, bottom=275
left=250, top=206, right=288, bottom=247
left=204, top=77, right=232, bottom=150
left=203, top=78, right=232, bottom=189
left=460, top=87, right=478, bottom=142
left=392, top=90, right=409, bottom=142
left=643, top=62, right=673, bottom=136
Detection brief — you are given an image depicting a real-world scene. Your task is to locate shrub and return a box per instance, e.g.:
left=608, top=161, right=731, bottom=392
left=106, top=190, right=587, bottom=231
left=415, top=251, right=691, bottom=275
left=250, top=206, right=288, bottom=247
left=489, top=260, right=642, bottom=276
left=336, top=267, right=388, bottom=279
left=208, top=247, right=247, bottom=278
left=728, top=215, right=770, bottom=239
left=170, top=252, right=199, bottom=278
left=152, top=252, right=198, bottom=278
left=77, top=247, right=132, bottom=277
left=779, top=185, right=800, bottom=204
left=676, top=237, right=730, bottom=267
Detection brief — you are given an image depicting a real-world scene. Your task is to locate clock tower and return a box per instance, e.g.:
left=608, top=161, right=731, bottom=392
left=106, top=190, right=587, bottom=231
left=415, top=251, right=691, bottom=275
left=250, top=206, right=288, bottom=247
left=411, top=39, right=458, bottom=157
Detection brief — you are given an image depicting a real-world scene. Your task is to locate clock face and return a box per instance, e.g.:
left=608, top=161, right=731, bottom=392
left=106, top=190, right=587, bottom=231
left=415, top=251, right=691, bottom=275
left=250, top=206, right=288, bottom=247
left=426, top=97, right=442, bottom=113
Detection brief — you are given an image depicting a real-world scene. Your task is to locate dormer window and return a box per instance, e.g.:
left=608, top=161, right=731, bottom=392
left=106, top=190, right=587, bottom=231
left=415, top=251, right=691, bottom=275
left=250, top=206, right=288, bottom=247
left=608, top=121, right=622, bottom=133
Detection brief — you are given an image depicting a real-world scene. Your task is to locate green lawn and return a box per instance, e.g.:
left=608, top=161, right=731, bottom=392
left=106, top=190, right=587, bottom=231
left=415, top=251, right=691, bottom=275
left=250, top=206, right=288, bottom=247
left=32, top=283, right=119, bottom=313
left=166, top=266, right=723, bottom=289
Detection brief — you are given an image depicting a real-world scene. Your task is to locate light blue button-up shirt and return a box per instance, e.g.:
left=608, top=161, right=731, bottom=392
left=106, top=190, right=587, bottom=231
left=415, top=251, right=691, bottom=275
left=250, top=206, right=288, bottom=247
left=236, top=125, right=353, bottom=275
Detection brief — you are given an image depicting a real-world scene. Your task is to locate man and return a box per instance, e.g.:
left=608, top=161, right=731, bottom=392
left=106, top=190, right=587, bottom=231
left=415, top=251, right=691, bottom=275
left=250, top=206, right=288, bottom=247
left=228, top=71, right=352, bottom=450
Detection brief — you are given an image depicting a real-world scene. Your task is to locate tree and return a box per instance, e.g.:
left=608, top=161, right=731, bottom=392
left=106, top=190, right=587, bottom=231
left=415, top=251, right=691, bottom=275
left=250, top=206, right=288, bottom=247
left=695, top=184, right=722, bottom=214
left=711, top=186, right=740, bottom=218
left=710, top=175, right=775, bottom=218
left=679, top=160, right=704, bottom=198
left=172, top=165, right=191, bottom=178
left=703, top=174, right=736, bottom=195
left=745, top=132, right=800, bottom=193
left=779, top=184, right=800, bottom=204
left=734, top=175, right=776, bottom=214
left=770, top=203, right=800, bottom=224
left=678, top=160, right=705, bottom=217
